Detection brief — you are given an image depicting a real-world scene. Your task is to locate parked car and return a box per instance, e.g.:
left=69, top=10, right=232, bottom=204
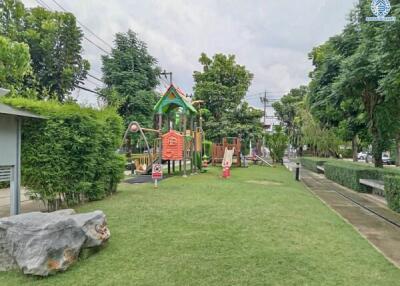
left=358, top=153, right=394, bottom=165
left=357, top=152, right=368, bottom=160
left=382, top=153, right=395, bottom=165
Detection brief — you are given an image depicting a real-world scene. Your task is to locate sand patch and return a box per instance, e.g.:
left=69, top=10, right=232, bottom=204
left=246, top=180, right=283, bottom=186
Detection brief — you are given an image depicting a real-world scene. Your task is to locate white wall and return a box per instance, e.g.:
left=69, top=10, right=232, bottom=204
left=0, top=114, right=17, bottom=166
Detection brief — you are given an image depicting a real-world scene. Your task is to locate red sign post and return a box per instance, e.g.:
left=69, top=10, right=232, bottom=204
left=152, top=164, right=163, bottom=189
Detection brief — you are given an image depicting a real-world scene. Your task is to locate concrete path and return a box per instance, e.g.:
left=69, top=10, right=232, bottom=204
left=301, top=168, right=400, bottom=268
left=0, top=188, right=44, bottom=218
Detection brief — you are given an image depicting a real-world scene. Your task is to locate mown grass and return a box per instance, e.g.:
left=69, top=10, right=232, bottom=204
left=1, top=166, right=400, bottom=285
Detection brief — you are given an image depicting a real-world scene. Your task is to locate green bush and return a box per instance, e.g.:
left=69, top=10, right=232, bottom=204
left=339, top=149, right=353, bottom=159
left=384, top=176, right=400, bottom=213
left=300, top=157, right=328, bottom=173
left=203, top=140, right=212, bottom=159
left=265, top=125, right=288, bottom=164
left=324, top=161, right=385, bottom=193
left=1, top=97, right=125, bottom=209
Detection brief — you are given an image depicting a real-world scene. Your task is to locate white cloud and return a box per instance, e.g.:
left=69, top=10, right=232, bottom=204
left=22, top=0, right=357, bottom=107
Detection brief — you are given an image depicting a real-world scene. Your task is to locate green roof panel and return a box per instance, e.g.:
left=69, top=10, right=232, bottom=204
left=154, top=85, right=197, bottom=115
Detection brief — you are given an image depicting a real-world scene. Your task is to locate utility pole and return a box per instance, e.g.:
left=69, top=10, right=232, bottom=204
left=160, top=70, right=173, bottom=85
left=260, top=91, right=269, bottom=126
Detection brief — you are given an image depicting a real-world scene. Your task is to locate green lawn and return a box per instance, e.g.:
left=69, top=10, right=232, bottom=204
left=1, top=166, right=400, bottom=285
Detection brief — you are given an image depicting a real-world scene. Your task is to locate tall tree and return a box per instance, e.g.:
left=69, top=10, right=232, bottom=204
left=377, top=0, right=400, bottom=166
left=334, top=1, right=391, bottom=167
left=193, top=53, right=259, bottom=141
left=272, top=86, right=307, bottom=153
left=101, top=30, right=160, bottom=127
left=308, top=15, right=367, bottom=162
left=0, top=1, right=90, bottom=102
left=194, top=53, right=253, bottom=121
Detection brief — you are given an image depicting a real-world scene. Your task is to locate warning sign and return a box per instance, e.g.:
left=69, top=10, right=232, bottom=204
left=152, top=164, right=163, bottom=180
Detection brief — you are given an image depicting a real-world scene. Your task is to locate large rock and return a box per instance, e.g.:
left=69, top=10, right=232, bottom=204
left=0, top=209, right=110, bottom=276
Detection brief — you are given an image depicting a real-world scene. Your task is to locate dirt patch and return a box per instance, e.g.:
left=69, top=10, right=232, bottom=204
left=246, top=180, right=283, bottom=186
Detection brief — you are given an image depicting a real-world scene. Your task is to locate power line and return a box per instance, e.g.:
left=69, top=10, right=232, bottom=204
left=35, top=0, right=111, bottom=55
left=49, top=0, right=113, bottom=49
left=158, top=75, right=171, bottom=89
left=81, top=32, right=111, bottom=55
left=260, top=91, right=269, bottom=126
left=35, top=0, right=51, bottom=10
left=85, top=78, right=103, bottom=88
left=246, top=93, right=285, bottom=99
left=87, top=73, right=104, bottom=83
left=246, top=90, right=289, bottom=98
left=74, top=85, right=103, bottom=97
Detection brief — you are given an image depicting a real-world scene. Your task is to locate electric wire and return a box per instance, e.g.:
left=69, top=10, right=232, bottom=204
left=49, top=0, right=113, bottom=49
left=34, top=0, right=111, bottom=55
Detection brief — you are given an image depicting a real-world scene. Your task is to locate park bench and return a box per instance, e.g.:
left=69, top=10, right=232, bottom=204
left=317, top=165, right=325, bottom=173
left=359, top=179, right=385, bottom=197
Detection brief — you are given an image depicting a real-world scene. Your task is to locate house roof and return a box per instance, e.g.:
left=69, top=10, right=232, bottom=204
left=0, top=103, right=44, bottom=119
left=154, top=84, right=197, bottom=115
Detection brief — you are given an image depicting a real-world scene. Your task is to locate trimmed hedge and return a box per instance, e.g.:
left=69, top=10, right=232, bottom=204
left=384, top=176, right=400, bottom=213
left=300, top=157, right=400, bottom=213
left=1, top=97, right=125, bottom=210
left=324, top=161, right=383, bottom=193
left=300, top=157, right=328, bottom=173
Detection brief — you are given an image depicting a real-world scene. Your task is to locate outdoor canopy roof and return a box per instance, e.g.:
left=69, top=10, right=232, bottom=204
left=154, top=84, right=197, bottom=115
left=0, top=103, right=44, bottom=119
left=0, top=88, right=44, bottom=119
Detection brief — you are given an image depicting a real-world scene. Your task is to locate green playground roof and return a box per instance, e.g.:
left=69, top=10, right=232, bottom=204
left=154, top=84, right=197, bottom=115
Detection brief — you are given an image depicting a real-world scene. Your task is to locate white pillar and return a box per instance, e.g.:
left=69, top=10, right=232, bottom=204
left=10, top=118, right=21, bottom=215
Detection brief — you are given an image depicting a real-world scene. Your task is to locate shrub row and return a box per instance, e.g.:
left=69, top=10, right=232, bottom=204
left=301, top=157, right=400, bottom=213
left=324, top=161, right=384, bottom=193
left=2, top=97, right=125, bottom=210
left=384, top=176, right=400, bottom=213
left=324, top=161, right=400, bottom=193
left=299, top=157, right=329, bottom=173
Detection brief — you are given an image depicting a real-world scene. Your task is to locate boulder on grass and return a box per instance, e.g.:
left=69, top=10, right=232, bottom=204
left=0, top=209, right=110, bottom=276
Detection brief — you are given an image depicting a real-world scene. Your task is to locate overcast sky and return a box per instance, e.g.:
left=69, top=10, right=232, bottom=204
left=23, top=0, right=357, bottom=109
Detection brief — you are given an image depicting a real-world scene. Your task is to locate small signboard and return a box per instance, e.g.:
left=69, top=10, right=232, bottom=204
left=152, top=164, right=163, bottom=180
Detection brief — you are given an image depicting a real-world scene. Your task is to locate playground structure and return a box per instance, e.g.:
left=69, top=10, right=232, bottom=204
left=121, top=84, right=204, bottom=177
left=222, top=148, right=235, bottom=168
left=212, top=138, right=241, bottom=167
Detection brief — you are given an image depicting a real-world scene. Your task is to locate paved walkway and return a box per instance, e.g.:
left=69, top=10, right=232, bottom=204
left=301, top=168, right=400, bottom=268
left=0, top=188, right=44, bottom=218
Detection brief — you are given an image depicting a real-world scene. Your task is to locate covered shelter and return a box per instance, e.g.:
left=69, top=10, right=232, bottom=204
left=0, top=89, right=44, bottom=216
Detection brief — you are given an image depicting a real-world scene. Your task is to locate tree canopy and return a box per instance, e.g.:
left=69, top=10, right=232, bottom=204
left=0, top=0, right=89, bottom=101
left=193, top=53, right=262, bottom=142
left=272, top=86, right=307, bottom=150
left=275, top=0, right=400, bottom=166
left=0, top=35, right=31, bottom=93
left=101, top=30, right=160, bottom=127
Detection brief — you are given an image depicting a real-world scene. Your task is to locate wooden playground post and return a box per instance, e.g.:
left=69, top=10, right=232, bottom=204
left=190, top=116, right=194, bottom=174
left=183, top=113, right=187, bottom=177
left=158, top=114, right=163, bottom=166
left=193, top=122, right=197, bottom=174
